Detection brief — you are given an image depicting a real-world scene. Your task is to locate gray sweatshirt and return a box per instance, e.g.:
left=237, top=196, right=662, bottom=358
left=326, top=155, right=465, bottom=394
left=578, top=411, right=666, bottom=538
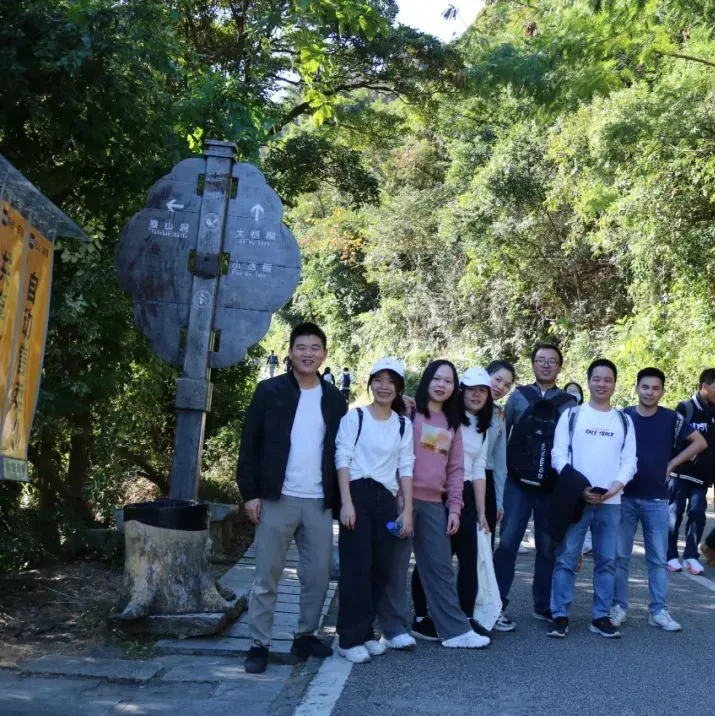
left=486, top=406, right=507, bottom=511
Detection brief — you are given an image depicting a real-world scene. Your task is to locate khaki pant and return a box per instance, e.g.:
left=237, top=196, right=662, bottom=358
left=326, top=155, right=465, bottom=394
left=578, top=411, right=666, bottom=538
left=248, top=495, right=333, bottom=646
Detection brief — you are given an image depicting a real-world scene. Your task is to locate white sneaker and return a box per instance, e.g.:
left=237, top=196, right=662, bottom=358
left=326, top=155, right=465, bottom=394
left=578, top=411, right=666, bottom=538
left=609, top=604, right=627, bottom=627
left=685, top=558, right=704, bottom=575
left=582, top=531, right=593, bottom=554
left=667, top=558, right=683, bottom=572
left=364, top=639, right=387, bottom=656
left=648, top=609, right=682, bottom=632
left=338, top=645, right=371, bottom=663
left=379, top=633, right=416, bottom=650
left=442, top=630, right=490, bottom=649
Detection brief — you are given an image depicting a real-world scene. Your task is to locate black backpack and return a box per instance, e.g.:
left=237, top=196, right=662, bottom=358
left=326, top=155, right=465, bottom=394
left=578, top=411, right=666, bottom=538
left=341, top=372, right=352, bottom=389
left=507, top=386, right=574, bottom=491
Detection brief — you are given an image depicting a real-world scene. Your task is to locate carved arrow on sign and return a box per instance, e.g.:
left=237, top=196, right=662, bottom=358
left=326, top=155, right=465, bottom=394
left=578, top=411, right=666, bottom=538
left=251, top=204, right=264, bottom=222
left=166, top=198, right=185, bottom=212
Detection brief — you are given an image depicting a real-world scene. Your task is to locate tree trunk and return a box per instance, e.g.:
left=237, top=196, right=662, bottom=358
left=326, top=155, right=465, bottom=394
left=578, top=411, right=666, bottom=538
left=118, top=520, right=234, bottom=619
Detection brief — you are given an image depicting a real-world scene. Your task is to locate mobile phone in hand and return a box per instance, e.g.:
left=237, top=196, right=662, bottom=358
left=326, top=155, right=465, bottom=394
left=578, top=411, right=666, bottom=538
left=589, top=486, right=608, bottom=495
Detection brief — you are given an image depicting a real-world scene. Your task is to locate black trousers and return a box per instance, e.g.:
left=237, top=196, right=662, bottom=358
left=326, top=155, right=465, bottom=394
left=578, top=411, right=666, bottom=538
left=485, top=469, right=497, bottom=551
left=706, top=525, right=715, bottom=550
left=412, top=483, right=477, bottom=618
left=338, top=478, right=398, bottom=648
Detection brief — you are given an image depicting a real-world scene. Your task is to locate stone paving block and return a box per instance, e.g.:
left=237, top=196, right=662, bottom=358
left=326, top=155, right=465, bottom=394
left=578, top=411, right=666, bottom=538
left=224, top=622, right=293, bottom=640
left=159, top=656, right=292, bottom=685
left=19, top=656, right=163, bottom=683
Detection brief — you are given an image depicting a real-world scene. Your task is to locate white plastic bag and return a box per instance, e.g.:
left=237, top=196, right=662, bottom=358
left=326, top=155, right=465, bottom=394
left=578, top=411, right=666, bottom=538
left=473, top=528, right=502, bottom=630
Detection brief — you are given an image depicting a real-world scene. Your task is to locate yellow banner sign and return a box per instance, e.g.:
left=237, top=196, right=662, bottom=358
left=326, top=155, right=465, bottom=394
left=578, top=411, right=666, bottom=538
left=0, top=202, right=53, bottom=479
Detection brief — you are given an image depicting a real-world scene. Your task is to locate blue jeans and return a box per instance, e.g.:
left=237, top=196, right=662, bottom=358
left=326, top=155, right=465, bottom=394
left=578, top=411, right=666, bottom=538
left=614, top=497, right=668, bottom=615
left=493, top=479, right=554, bottom=613
left=551, top=504, right=620, bottom=620
left=667, top=478, right=707, bottom=560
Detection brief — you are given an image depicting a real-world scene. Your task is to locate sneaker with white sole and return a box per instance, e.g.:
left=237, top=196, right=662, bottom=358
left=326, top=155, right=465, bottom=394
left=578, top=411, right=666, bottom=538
left=667, top=558, right=683, bottom=572
left=442, top=630, right=490, bottom=649
left=379, top=633, right=416, bottom=650
left=493, top=612, right=516, bottom=632
left=685, top=558, right=704, bottom=575
left=648, top=609, right=682, bottom=632
left=364, top=639, right=387, bottom=656
left=338, top=645, right=371, bottom=663
left=609, top=604, right=627, bottom=627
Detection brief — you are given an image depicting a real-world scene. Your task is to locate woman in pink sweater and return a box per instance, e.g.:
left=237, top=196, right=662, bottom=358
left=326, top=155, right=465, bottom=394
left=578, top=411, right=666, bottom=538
left=408, top=360, right=490, bottom=649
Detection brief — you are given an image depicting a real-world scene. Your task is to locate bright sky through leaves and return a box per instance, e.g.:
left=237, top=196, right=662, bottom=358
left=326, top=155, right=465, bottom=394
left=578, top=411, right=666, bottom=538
left=396, top=0, right=484, bottom=40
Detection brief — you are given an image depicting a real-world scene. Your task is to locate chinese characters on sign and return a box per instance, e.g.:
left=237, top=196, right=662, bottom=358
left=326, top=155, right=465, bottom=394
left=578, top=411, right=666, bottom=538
left=0, top=202, right=54, bottom=480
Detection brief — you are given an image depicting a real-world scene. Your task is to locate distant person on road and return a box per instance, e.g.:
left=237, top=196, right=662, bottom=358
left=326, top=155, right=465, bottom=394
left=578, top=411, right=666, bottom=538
left=407, top=359, right=489, bottom=650
left=335, top=357, right=415, bottom=663
left=339, top=367, right=353, bottom=404
left=283, top=354, right=292, bottom=372
left=610, top=367, right=706, bottom=633
left=548, top=359, right=637, bottom=639
left=323, top=366, right=335, bottom=385
left=411, top=367, right=493, bottom=638
left=266, top=350, right=279, bottom=377
left=485, top=360, right=516, bottom=547
left=667, top=368, right=715, bottom=575
left=238, top=322, right=346, bottom=675
left=492, top=344, right=576, bottom=632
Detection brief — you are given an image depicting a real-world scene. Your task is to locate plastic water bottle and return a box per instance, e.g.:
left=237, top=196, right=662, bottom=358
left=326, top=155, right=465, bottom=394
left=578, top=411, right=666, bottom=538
left=386, top=520, right=403, bottom=537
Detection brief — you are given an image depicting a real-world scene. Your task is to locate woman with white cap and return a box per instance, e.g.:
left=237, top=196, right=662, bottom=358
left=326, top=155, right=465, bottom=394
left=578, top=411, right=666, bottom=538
left=334, top=357, right=415, bottom=663
left=411, top=367, right=493, bottom=639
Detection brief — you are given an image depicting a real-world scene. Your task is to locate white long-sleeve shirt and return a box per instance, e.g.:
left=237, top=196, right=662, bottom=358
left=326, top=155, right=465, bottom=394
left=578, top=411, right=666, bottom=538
left=461, top=416, right=489, bottom=482
left=552, top=404, right=637, bottom=505
left=335, top=407, right=414, bottom=495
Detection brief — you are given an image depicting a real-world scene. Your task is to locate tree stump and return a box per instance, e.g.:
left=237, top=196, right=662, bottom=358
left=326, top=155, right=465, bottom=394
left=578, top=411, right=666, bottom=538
left=117, top=499, right=234, bottom=619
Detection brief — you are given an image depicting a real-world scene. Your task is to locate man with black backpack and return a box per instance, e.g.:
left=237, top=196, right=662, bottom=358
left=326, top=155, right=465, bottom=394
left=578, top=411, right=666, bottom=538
left=548, top=359, right=637, bottom=639
left=492, top=344, right=576, bottom=631
left=667, top=368, right=715, bottom=575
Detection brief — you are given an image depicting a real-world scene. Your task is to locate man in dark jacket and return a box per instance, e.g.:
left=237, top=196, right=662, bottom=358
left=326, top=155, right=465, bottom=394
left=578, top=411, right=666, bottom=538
left=238, top=322, right=346, bottom=674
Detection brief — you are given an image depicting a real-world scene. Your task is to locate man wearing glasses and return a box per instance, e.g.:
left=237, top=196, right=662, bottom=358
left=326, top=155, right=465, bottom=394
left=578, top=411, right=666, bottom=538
left=492, top=344, right=576, bottom=631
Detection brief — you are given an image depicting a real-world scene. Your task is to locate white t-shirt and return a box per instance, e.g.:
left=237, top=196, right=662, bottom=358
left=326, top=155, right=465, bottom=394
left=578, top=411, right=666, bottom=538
left=335, top=407, right=414, bottom=495
left=282, top=385, right=326, bottom=498
left=552, top=403, right=637, bottom=505
left=461, top=416, right=489, bottom=482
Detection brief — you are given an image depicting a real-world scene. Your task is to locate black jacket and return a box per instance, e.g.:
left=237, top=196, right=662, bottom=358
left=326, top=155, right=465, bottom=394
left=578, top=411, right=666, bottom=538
left=548, top=464, right=591, bottom=545
left=237, top=372, right=347, bottom=511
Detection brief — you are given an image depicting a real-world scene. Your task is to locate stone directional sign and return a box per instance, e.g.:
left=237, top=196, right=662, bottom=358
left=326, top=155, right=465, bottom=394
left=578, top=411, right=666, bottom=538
left=117, top=157, right=300, bottom=368
left=117, top=140, right=301, bottom=499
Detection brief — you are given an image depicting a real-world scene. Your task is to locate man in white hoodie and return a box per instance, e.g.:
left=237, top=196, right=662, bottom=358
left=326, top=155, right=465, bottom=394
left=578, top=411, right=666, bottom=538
left=548, top=359, right=637, bottom=639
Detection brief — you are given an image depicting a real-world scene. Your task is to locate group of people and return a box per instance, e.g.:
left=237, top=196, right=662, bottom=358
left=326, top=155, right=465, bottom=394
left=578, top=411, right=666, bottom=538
left=238, top=322, right=715, bottom=673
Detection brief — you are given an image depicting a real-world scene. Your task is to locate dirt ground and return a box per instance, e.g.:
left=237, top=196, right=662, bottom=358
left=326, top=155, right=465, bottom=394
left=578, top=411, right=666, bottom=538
left=0, top=559, right=231, bottom=669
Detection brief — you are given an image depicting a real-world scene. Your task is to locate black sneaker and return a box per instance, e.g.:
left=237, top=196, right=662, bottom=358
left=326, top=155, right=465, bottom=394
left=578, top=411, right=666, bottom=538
left=493, top=612, right=516, bottom=632
left=546, top=617, right=568, bottom=638
left=411, top=616, right=440, bottom=641
left=244, top=642, right=269, bottom=674
left=533, top=609, right=553, bottom=622
left=291, top=634, right=334, bottom=659
left=590, top=617, right=621, bottom=638
left=469, top=619, right=492, bottom=638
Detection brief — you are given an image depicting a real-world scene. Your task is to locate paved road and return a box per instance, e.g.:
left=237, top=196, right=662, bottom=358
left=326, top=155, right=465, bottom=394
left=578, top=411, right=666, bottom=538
left=321, top=520, right=714, bottom=716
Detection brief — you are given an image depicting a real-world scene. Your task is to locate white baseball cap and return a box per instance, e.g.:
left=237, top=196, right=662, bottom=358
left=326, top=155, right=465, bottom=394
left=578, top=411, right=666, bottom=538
left=370, top=357, right=405, bottom=378
left=461, top=367, right=491, bottom=388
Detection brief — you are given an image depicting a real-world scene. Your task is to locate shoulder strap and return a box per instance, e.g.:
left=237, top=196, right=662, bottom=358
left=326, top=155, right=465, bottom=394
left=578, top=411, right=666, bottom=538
left=399, top=415, right=405, bottom=438
left=354, top=408, right=364, bottom=446
left=617, top=410, right=628, bottom=451
left=673, top=411, right=685, bottom=448
left=567, top=405, right=580, bottom=464
left=517, top=384, right=541, bottom=404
